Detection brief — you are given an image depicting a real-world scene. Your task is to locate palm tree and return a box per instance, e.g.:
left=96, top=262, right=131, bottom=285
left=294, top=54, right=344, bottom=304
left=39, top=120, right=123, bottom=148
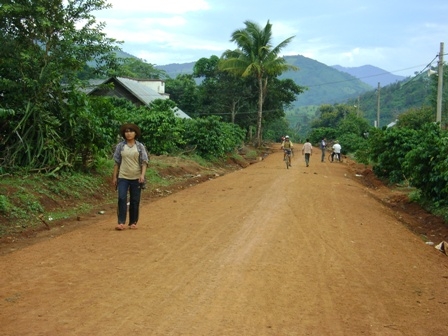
left=219, top=20, right=298, bottom=147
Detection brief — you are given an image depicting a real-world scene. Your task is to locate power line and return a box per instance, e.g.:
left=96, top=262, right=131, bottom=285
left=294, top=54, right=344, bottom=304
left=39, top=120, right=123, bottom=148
left=194, top=55, right=447, bottom=116
left=197, top=108, right=282, bottom=116
left=305, top=63, right=432, bottom=89
left=400, top=55, right=439, bottom=88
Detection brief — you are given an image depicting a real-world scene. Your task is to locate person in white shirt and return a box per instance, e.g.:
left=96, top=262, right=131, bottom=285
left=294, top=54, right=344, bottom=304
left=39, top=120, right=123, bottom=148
left=301, top=138, right=313, bottom=167
left=331, top=140, right=342, bottom=162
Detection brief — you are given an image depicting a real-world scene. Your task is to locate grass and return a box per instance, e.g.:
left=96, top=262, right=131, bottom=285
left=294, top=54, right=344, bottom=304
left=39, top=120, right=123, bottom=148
left=0, top=152, right=243, bottom=237
left=0, top=145, right=269, bottom=238
left=0, top=167, right=115, bottom=236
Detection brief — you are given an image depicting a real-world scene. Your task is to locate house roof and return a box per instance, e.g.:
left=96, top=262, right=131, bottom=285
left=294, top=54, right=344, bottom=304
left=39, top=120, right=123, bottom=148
left=387, top=119, right=398, bottom=128
left=173, top=107, right=191, bottom=119
left=114, top=77, right=165, bottom=105
left=86, top=77, right=191, bottom=119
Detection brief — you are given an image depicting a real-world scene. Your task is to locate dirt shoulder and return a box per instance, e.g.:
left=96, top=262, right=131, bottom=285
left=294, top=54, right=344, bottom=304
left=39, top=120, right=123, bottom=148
left=0, top=153, right=256, bottom=255
left=1, top=146, right=448, bottom=335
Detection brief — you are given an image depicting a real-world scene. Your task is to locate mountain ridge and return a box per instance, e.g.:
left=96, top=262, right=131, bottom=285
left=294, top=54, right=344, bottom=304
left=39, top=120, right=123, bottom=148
left=134, top=52, right=411, bottom=110
left=331, top=64, right=406, bottom=87
left=154, top=54, right=381, bottom=107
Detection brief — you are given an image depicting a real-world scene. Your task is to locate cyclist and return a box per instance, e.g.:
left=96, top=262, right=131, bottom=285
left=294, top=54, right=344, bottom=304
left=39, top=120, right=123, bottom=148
left=281, top=135, right=293, bottom=164
left=331, top=140, right=342, bottom=162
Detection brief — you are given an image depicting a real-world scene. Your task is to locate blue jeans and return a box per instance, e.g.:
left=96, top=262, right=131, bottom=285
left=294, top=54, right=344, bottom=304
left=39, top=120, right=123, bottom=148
left=117, top=178, right=142, bottom=225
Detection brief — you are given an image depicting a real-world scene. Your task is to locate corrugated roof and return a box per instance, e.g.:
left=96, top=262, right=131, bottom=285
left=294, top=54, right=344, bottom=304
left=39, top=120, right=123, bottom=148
left=387, top=119, right=398, bottom=128
left=86, top=77, right=191, bottom=119
left=173, top=107, right=191, bottom=119
left=116, top=77, right=167, bottom=105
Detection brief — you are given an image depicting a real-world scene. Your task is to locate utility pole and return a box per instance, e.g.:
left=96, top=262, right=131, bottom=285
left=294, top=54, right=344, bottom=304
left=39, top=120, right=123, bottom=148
left=376, top=82, right=381, bottom=128
left=436, top=42, right=444, bottom=126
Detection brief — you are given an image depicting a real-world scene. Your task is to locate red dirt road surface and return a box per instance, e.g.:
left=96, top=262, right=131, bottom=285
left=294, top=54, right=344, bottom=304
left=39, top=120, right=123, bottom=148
left=1, top=147, right=448, bottom=335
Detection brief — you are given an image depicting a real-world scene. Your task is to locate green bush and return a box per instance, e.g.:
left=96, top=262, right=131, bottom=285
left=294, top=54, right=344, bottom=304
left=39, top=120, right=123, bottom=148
left=110, top=99, right=186, bottom=155
left=182, top=116, right=245, bottom=159
left=368, top=127, right=419, bottom=183
left=403, top=123, right=448, bottom=206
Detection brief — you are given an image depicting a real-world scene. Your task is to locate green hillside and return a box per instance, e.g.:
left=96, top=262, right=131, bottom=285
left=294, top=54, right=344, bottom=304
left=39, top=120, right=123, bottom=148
left=155, top=54, right=372, bottom=108
left=155, top=61, right=196, bottom=78
left=150, top=54, right=446, bottom=132
left=281, top=55, right=372, bottom=107
left=344, top=74, right=443, bottom=127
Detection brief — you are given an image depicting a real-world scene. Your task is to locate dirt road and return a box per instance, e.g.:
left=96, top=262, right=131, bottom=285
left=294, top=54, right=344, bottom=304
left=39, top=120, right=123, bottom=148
left=1, top=148, right=448, bottom=335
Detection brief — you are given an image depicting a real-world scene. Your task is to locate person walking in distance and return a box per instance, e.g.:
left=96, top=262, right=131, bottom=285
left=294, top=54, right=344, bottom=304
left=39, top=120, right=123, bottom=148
left=320, top=137, right=326, bottom=162
left=331, top=140, right=342, bottom=162
left=281, top=135, right=293, bottom=164
left=302, top=138, right=313, bottom=167
left=112, top=123, right=149, bottom=231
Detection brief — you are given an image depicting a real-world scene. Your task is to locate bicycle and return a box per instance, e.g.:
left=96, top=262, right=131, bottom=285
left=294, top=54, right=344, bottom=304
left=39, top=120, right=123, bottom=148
left=284, top=149, right=292, bottom=169
left=328, top=151, right=342, bottom=162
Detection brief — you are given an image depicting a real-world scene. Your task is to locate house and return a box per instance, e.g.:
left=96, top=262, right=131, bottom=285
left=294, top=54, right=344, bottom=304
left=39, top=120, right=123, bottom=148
left=86, top=76, right=191, bottom=119
left=387, top=119, right=398, bottom=128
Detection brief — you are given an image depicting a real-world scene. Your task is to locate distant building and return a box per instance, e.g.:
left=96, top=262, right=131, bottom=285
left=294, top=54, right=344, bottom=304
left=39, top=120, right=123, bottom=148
left=387, top=119, right=398, bottom=128
left=86, top=77, right=191, bottom=119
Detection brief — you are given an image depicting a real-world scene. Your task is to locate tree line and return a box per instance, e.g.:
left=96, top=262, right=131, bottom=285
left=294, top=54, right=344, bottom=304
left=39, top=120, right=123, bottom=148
left=0, top=0, right=304, bottom=174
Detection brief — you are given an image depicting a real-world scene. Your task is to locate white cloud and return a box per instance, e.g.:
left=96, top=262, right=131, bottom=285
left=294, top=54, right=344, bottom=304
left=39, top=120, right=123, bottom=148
left=269, top=21, right=299, bottom=42
left=105, top=0, right=210, bottom=14
left=88, top=0, right=447, bottom=75
left=103, top=16, right=187, bottom=43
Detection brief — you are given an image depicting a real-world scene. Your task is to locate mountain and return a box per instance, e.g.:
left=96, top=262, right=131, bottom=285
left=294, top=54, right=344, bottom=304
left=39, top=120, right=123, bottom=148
left=116, top=50, right=139, bottom=60
left=281, top=55, right=372, bottom=107
left=156, top=62, right=196, bottom=78
left=155, top=54, right=373, bottom=107
left=331, top=64, right=406, bottom=87
left=345, top=74, right=435, bottom=127
left=131, top=52, right=436, bottom=129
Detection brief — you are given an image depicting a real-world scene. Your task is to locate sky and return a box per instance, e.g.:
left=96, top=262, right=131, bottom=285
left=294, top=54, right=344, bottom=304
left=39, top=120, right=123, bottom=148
left=94, top=0, right=448, bottom=77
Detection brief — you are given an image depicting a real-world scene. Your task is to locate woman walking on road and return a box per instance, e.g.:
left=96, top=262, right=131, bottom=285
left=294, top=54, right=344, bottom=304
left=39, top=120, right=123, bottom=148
left=302, top=139, right=313, bottom=167
left=112, top=123, right=149, bottom=231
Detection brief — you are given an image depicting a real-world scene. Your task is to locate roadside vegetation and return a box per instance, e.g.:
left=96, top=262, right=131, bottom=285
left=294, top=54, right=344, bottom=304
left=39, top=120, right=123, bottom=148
left=1, top=0, right=447, bottom=239
left=307, top=104, right=448, bottom=223
left=0, top=149, right=264, bottom=238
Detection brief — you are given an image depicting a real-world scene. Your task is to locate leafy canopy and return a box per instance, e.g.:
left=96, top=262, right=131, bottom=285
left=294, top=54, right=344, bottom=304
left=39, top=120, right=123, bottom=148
left=0, top=0, right=121, bottom=171
left=219, top=20, right=298, bottom=146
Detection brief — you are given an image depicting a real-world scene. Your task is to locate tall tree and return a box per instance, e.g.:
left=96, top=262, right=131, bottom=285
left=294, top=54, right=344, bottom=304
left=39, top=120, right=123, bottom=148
left=0, top=0, right=121, bottom=170
left=112, top=58, right=167, bottom=79
left=193, top=56, right=255, bottom=125
left=219, top=20, right=298, bottom=146
left=165, top=74, right=199, bottom=117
